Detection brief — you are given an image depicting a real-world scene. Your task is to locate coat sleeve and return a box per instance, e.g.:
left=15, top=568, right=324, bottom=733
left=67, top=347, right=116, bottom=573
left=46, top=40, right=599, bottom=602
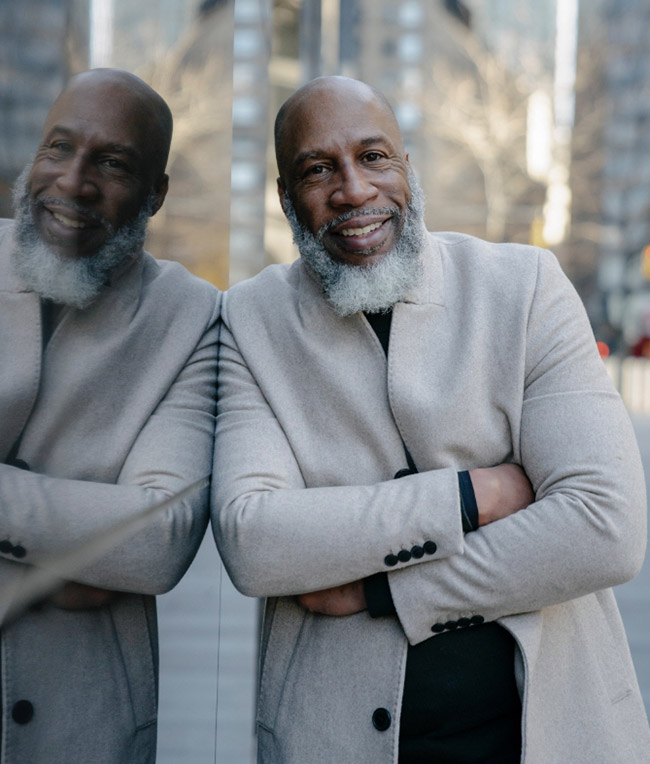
left=0, top=298, right=219, bottom=596
left=211, top=296, right=465, bottom=598
left=388, top=249, right=647, bottom=645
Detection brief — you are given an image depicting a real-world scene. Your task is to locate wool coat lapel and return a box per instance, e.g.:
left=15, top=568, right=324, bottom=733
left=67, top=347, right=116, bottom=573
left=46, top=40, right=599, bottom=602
left=386, top=233, right=448, bottom=470
left=20, top=256, right=146, bottom=480
left=0, top=225, right=42, bottom=461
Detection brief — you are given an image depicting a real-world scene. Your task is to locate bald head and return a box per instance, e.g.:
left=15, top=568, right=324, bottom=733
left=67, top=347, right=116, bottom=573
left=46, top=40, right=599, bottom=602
left=274, top=76, right=403, bottom=185
left=54, top=68, right=173, bottom=179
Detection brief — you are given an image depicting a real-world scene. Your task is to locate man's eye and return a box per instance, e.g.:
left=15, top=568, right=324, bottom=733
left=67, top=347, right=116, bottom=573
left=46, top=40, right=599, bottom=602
left=364, top=151, right=382, bottom=162
left=307, top=164, right=326, bottom=176
left=50, top=142, right=72, bottom=154
left=102, top=158, right=127, bottom=170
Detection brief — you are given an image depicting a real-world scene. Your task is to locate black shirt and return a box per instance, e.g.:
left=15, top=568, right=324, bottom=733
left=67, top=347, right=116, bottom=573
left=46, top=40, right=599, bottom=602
left=364, top=310, right=522, bottom=764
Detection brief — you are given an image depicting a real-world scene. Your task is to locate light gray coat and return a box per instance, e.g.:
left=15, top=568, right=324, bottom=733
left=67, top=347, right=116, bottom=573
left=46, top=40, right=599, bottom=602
left=0, top=219, right=220, bottom=763
left=213, top=231, right=649, bottom=763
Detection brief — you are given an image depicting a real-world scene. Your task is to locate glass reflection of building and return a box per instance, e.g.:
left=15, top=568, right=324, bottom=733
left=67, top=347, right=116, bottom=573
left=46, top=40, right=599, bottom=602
left=0, top=0, right=233, bottom=289
left=264, top=0, right=558, bottom=271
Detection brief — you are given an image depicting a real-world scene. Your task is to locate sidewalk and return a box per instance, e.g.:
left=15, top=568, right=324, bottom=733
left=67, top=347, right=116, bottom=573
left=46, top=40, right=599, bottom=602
left=615, top=414, right=650, bottom=708
left=155, top=416, right=650, bottom=763
left=156, top=534, right=257, bottom=763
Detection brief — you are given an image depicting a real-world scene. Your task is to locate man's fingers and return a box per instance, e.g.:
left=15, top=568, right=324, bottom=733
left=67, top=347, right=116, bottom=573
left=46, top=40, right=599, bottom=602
left=297, top=581, right=367, bottom=616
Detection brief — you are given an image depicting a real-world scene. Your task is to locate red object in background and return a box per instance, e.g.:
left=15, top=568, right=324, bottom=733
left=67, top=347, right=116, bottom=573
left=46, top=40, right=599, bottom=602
left=631, top=336, right=650, bottom=358
left=596, top=341, right=610, bottom=359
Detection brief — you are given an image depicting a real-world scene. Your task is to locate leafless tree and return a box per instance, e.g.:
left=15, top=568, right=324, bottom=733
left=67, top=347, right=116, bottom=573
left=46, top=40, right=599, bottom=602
left=423, top=13, right=548, bottom=243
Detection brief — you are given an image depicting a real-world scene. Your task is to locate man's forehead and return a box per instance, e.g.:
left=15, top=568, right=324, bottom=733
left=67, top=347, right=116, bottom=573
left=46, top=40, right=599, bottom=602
left=284, top=95, right=401, bottom=158
left=43, top=82, right=148, bottom=150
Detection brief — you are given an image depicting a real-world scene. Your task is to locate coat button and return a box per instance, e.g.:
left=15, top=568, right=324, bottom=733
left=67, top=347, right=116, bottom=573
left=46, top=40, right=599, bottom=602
left=457, top=617, right=471, bottom=628
left=470, top=615, right=485, bottom=626
left=394, top=468, right=413, bottom=479
left=423, top=540, right=437, bottom=555
left=372, top=707, right=391, bottom=731
left=397, top=549, right=411, bottom=563
left=431, top=623, right=446, bottom=633
left=11, top=545, right=26, bottom=559
left=410, top=545, right=424, bottom=558
left=445, top=620, right=459, bottom=630
left=384, top=554, right=399, bottom=567
left=12, top=700, right=34, bottom=724
left=0, top=540, right=12, bottom=554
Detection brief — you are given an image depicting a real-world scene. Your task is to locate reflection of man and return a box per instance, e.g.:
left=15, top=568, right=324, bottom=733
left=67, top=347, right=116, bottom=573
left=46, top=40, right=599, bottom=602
left=1, top=69, right=219, bottom=762
left=213, top=76, right=649, bottom=763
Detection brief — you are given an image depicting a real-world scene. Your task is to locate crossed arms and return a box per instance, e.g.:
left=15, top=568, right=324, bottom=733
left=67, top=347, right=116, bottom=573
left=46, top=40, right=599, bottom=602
left=212, top=251, right=646, bottom=644
left=0, top=302, right=219, bottom=612
left=298, top=464, right=534, bottom=616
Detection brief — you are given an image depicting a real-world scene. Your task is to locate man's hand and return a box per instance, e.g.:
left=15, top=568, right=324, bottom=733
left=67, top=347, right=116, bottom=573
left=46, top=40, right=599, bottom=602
left=50, top=582, right=116, bottom=610
left=297, top=580, right=367, bottom=616
left=470, top=463, right=533, bottom=527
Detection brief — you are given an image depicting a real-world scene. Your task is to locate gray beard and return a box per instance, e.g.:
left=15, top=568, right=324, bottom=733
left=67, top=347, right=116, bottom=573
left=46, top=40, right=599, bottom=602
left=11, top=164, right=152, bottom=309
left=284, top=171, right=427, bottom=317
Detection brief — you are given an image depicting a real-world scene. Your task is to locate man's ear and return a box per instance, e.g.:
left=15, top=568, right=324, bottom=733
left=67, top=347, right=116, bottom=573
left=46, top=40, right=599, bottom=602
left=277, top=178, right=289, bottom=215
left=150, top=174, right=169, bottom=217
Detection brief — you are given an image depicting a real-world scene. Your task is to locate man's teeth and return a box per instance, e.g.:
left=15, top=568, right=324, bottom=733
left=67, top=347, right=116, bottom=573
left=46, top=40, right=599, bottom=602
left=340, top=221, right=382, bottom=237
left=53, top=212, right=86, bottom=229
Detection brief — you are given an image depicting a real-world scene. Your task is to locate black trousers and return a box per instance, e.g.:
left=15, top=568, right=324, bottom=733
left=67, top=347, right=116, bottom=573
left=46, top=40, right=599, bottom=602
left=398, top=623, right=522, bottom=764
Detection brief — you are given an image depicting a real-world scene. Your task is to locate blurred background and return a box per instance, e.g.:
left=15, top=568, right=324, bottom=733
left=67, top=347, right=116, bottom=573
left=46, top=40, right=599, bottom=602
left=1, top=1, right=649, bottom=762
left=3, top=0, right=650, bottom=354
left=0, top=0, right=234, bottom=288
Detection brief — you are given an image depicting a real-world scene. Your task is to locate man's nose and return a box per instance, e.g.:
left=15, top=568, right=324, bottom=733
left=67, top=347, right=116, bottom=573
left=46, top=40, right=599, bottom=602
left=54, top=155, right=98, bottom=199
left=330, top=164, right=378, bottom=208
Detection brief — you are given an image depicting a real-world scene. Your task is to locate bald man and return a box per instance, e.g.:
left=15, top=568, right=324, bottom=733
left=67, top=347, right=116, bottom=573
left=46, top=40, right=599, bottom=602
left=1, top=69, right=219, bottom=762
left=212, top=77, right=649, bottom=763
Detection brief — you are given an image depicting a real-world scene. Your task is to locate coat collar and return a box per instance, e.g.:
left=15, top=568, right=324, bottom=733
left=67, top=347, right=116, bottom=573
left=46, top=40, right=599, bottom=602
left=0, top=221, right=41, bottom=459
left=402, top=229, right=445, bottom=307
left=0, top=220, right=28, bottom=294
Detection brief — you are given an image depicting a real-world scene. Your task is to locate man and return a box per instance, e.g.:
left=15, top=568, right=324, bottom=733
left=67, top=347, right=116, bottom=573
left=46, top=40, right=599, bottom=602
left=0, top=69, right=219, bottom=763
left=212, top=76, right=649, bottom=763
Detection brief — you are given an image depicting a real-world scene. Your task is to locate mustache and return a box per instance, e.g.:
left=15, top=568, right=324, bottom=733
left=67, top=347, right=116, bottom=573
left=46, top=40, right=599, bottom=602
left=33, top=196, right=114, bottom=233
left=316, top=206, right=402, bottom=240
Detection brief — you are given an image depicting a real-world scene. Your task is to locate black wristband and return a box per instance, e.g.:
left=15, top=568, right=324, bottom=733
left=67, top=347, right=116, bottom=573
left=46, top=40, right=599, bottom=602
left=458, top=470, right=479, bottom=532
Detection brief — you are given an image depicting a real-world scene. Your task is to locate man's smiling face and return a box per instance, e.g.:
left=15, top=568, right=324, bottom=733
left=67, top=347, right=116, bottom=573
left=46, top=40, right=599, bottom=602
left=277, top=78, right=412, bottom=269
left=26, top=75, right=159, bottom=260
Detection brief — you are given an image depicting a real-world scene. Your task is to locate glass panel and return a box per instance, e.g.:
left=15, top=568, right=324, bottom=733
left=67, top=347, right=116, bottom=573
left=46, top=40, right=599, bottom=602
left=1, top=5, right=649, bottom=764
